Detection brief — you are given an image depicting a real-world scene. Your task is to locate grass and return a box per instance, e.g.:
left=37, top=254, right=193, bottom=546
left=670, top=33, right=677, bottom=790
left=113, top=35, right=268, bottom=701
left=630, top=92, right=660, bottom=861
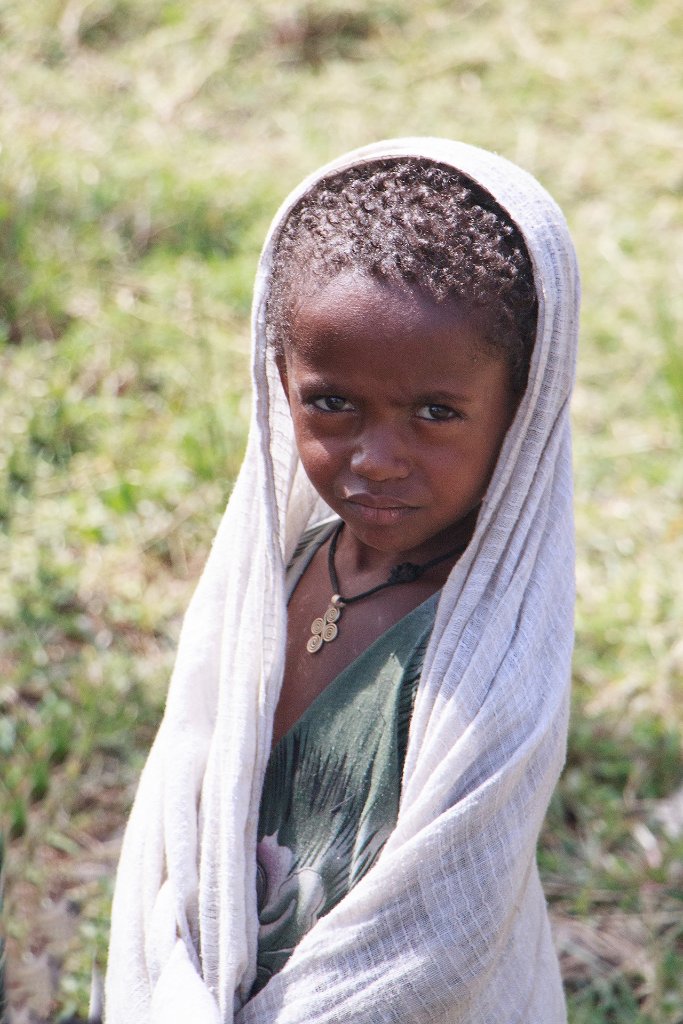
left=1, top=0, right=682, bottom=1020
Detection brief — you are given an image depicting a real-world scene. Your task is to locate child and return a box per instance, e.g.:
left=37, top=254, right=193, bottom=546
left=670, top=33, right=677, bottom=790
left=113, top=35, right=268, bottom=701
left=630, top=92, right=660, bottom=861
left=106, top=139, right=579, bottom=1024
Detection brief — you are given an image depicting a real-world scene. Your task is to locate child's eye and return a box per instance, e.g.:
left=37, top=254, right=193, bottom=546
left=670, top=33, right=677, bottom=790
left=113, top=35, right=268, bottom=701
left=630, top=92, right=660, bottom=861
left=311, top=395, right=354, bottom=413
left=416, top=404, right=460, bottom=422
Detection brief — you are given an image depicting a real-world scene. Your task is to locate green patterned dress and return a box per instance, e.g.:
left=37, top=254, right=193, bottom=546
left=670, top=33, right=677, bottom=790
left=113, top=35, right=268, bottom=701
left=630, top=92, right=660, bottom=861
left=252, top=524, right=437, bottom=995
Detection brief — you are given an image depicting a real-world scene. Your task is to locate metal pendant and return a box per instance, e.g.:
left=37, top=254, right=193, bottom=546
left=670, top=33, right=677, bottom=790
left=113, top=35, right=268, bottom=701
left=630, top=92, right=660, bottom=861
left=306, top=595, right=344, bottom=653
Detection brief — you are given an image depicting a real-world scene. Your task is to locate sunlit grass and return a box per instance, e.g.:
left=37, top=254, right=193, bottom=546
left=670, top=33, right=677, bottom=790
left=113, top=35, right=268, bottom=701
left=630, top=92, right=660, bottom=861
left=1, top=0, right=681, bottom=1019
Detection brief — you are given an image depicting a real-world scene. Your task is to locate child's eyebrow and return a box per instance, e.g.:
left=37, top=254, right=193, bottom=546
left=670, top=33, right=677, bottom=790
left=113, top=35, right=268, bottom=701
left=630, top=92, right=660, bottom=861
left=295, top=373, right=479, bottom=405
left=292, top=372, right=344, bottom=391
left=412, top=389, right=478, bottom=405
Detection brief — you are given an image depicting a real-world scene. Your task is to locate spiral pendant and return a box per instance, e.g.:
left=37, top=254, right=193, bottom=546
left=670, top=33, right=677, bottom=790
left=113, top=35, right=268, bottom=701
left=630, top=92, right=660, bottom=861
left=307, top=595, right=344, bottom=653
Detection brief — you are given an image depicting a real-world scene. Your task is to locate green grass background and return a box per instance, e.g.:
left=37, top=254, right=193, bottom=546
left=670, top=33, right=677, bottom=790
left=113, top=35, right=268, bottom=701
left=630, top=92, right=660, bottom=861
left=1, top=0, right=682, bottom=1020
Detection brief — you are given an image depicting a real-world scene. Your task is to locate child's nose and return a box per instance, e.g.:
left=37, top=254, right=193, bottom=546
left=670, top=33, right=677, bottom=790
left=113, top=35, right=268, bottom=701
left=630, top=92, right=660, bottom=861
left=350, top=425, right=410, bottom=481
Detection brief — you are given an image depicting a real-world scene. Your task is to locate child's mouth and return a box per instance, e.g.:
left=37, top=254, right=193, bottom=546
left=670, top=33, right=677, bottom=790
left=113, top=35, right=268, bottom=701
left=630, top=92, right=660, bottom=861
left=344, top=495, right=417, bottom=526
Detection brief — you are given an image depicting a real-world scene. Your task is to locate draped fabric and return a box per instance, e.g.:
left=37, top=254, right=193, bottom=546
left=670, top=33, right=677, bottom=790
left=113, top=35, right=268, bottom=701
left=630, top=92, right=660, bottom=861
left=105, top=138, right=580, bottom=1024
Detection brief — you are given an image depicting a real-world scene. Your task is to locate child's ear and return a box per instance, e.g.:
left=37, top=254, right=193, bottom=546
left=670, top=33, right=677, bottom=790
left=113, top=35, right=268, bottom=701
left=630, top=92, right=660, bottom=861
left=276, top=351, right=290, bottom=403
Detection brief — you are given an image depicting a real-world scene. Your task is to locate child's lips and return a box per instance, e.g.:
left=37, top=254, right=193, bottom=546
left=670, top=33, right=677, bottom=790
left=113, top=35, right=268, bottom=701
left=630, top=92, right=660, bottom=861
left=344, top=493, right=419, bottom=525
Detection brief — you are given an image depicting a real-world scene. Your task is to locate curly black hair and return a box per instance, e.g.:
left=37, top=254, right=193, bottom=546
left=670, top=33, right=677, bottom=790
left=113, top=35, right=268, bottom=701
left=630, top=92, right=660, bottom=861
left=266, top=158, right=538, bottom=396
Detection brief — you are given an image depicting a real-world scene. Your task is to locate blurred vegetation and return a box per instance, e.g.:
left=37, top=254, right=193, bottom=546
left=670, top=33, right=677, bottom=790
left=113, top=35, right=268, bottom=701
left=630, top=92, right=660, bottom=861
left=1, top=0, right=681, bottom=1020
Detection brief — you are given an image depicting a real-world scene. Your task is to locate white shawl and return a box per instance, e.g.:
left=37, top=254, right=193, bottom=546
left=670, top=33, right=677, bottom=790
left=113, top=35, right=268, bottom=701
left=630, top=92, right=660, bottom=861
left=105, top=138, right=579, bottom=1024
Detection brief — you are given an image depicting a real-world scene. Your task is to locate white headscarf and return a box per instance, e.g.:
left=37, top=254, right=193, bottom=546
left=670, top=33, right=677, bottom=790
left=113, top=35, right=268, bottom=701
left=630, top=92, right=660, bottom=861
left=105, top=138, right=579, bottom=1024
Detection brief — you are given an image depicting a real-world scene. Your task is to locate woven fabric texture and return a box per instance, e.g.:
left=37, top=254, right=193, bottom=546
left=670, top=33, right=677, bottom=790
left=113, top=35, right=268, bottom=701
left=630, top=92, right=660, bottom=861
left=105, top=138, right=580, bottom=1024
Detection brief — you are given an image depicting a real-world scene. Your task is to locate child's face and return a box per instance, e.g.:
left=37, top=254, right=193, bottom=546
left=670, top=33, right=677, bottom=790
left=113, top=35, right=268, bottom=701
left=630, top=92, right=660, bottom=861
left=278, top=273, right=518, bottom=560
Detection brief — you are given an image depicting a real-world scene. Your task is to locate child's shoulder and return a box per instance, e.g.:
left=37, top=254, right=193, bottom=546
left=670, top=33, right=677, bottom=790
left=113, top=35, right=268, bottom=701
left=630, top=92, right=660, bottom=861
left=290, top=517, right=338, bottom=561
left=287, top=517, right=339, bottom=594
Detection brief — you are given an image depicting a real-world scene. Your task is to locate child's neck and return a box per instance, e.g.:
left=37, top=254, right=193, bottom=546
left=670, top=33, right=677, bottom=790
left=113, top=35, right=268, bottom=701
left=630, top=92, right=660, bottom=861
left=335, top=507, right=478, bottom=585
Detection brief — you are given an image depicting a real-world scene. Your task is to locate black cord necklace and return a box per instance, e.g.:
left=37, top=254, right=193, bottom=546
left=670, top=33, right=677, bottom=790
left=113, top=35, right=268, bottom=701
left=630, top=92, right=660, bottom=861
left=306, top=521, right=465, bottom=654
